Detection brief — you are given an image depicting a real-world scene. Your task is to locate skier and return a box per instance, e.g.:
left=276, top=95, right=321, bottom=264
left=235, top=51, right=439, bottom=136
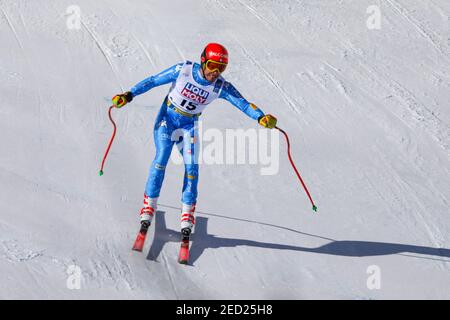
left=112, top=43, right=277, bottom=241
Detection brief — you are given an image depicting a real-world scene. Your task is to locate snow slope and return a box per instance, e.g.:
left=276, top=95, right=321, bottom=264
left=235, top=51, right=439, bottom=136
left=0, top=0, right=449, bottom=299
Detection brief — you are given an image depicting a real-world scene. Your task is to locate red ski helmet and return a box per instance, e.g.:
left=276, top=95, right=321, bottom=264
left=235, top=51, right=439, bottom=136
left=201, top=43, right=228, bottom=73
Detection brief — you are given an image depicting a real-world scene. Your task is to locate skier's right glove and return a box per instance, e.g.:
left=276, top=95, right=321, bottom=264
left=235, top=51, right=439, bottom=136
left=112, top=91, right=133, bottom=108
left=258, top=114, right=277, bottom=129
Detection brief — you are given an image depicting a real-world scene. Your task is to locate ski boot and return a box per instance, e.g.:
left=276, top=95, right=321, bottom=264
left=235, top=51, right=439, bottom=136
left=132, top=194, right=157, bottom=251
left=178, top=203, right=195, bottom=264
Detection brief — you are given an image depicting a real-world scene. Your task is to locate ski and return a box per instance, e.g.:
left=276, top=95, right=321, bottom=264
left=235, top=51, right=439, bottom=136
left=178, top=228, right=191, bottom=264
left=178, top=237, right=190, bottom=264
left=132, top=221, right=150, bottom=252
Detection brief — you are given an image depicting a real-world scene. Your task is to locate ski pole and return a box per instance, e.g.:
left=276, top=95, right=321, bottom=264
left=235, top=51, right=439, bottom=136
left=99, top=105, right=117, bottom=176
left=275, top=126, right=318, bottom=212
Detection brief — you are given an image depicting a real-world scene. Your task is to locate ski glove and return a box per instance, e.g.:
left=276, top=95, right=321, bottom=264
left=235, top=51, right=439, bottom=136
left=112, top=91, right=133, bottom=108
left=258, top=114, right=277, bottom=129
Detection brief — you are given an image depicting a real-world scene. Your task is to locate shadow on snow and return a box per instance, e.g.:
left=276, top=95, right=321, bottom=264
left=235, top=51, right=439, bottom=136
left=145, top=211, right=450, bottom=266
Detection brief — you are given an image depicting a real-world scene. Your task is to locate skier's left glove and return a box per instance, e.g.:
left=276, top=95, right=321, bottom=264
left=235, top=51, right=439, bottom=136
left=112, top=91, right=133, bottom=108
left=258, top=114, right=277, bottom=129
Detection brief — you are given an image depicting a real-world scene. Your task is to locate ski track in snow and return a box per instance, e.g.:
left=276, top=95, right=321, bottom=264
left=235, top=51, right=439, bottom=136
left=1, top=4, right=44, bottom=146
left=234, top=38, right=304, bottom=119
left=226, top=1, right=311, bottom=121
left=236, top=0, right=274, bottom=31
left=106, top=6, right=156, bottom=70
left=1, top=240, right=44, bottom=263
left=385, top=0, right=448, bottom=58
left=160, top=250, right=180, bottom=299
left=131, top=33, right=157, bottom=69
left=0, top=6, right=25, bottom=52
left=80, top=18, right=124, bottom=92
left=353, top=57, right=450, bottom=156
left=376, top=147, right=445, bottom=247
left=88, top=238, right=137, bottom=291
left=138, top=4, right=186, bottom=62
left=312, top=48, right=450, bottom=253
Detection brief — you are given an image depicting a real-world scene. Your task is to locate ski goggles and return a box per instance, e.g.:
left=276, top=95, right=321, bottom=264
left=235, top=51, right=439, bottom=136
left=204, top=59, right=227, bottom=73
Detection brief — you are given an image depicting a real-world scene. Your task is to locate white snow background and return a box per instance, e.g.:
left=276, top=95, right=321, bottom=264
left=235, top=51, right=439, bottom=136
left=0, top=0, right=449, bottom=299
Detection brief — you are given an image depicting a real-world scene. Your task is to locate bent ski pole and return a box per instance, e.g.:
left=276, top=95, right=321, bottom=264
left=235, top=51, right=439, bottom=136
left=99, top=105, right=117, bottom=176
left=276, top=126, right=317, bottom=212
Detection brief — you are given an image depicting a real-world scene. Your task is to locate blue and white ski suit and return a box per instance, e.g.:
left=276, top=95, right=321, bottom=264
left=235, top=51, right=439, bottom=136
left=130, top=61, right=265, bottom=206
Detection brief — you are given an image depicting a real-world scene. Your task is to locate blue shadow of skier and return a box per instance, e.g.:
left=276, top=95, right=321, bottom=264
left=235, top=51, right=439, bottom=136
left=147, top=212, right=450, bottom=266
left=146, top=211, right=180, bottom=262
